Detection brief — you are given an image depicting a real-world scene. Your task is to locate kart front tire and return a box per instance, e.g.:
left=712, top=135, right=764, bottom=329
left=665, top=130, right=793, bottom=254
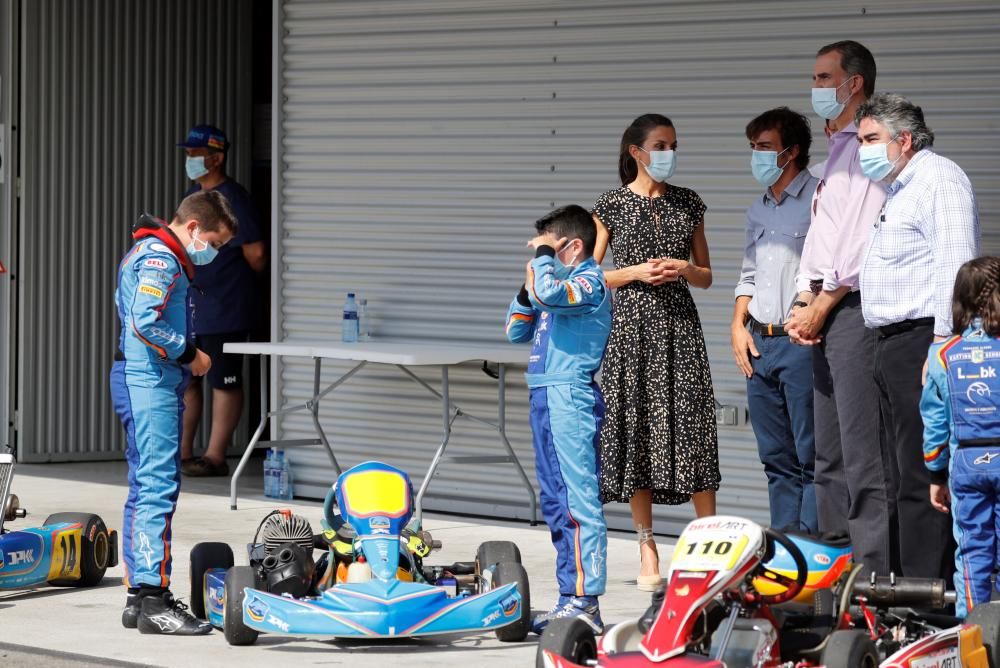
left=536, top=617, right=597, bottom=668
left=492, top=561, right=531, bottom=642
left=44, top=512, right=111, bottom=587
left=224, top=566, right=260, bottom=646
left=967, top=601, right=1000, bottom=667
left=189, top=542, right=234, bottom=619
left=476, top=541, right=522, bottom=573
left=820, top=630, right=879, bottom=668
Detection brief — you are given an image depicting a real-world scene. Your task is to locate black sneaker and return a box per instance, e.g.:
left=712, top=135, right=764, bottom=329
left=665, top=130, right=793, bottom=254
left=122, top=594, right=140, bottom=629
left=137, top=592, right=212, bottom=636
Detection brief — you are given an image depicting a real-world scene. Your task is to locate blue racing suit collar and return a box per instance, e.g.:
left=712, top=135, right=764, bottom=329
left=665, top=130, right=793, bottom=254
left=132, top=214, right=195, bottom=280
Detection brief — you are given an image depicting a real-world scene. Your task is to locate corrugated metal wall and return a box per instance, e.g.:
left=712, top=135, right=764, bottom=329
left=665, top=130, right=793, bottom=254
left=0, top=0, right=17, bottom=451
left=274, top=0, right=1000, bottom=534
left=16, top=0, right=253, bottom=462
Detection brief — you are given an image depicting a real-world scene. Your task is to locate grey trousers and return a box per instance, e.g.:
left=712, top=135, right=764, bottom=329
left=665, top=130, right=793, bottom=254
left=812, top=292, right=894, bottom=575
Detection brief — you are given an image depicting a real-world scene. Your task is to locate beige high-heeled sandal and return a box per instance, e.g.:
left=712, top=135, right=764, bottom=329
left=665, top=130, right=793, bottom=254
left=636, top=525, right=663, bottom=591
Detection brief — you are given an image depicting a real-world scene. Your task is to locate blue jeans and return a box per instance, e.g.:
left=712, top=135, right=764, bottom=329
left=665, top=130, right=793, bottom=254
left=747, top=331, right=817, bottom=532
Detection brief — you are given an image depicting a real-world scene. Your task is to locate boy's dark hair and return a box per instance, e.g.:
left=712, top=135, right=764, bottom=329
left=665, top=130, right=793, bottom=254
left=952, top=256, right=1000, bottom=337
left=618, top=113, right=674, bottom=186
left=817, top=40, right=877, bottom=98
left=176, top=189, right=238, bottom=235
left=745, top=107, right=812, bottom=171
left=535, top=205, right=597, bottom=256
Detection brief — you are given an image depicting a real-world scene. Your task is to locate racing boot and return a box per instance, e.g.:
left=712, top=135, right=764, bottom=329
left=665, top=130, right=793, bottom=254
left=532, top=596, right=604, bottom=635
left=136, top=591, right=212, bottom=636
left=122, top=593, right=140, bottom=629
left=530, top=595, right=572, bottom=635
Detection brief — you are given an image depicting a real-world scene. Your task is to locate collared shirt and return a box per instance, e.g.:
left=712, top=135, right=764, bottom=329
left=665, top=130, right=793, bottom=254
left=796, top=122, right=887, bottom=292
left=860, top=149, right=980, bottom=336
left=736, top=169, right=819, bottom=325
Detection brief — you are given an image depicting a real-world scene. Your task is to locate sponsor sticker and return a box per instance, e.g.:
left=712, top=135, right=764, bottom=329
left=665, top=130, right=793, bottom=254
left=139, top=284, right=164, bottom=299
left=481, top=610, right=501, bottom=627
left=267, top=614, right=290, bottom=633
left=144, top=258, right=168, bottom=269
left=501, top=594, right=519, bottom=617
left=0, top=549, right=4, bottom=568
left=149, top=243, right=171, bottom=253
left=910, top=647, right=960, bottom=668
left=246, top=596, right=269, bottom=622
left=575, top=277, right=593, bottom=294
left=370, top=517, right=391, bottom=534
left=813, top=553, right=831, bottom=566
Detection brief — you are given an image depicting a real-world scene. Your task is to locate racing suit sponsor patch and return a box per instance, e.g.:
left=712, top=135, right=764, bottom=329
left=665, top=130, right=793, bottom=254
left=139, top=284, right=164, bottom=299
left=144, top=258, right=169, bottom=269
left=574, top=276, right=594, bottom=294
left=148, top=243, right=171, bottom=254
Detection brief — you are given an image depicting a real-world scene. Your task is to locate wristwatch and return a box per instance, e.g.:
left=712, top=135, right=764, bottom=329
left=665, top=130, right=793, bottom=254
left=792, top=300, right=809, bottom=309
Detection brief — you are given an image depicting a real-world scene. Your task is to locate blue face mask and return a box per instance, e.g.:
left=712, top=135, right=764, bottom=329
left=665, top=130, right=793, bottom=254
left=186, top=229, right=219, bottom=265
left=858, top=138, right=902, bottom=182
left=185, top=156, right=208, bottom=181
left=750, top=147, right=791, bottom=188
left=811, top=77, right=854, bottom=120
left=637, top=147, right=676, bottom=182
left=551, top=243, right=579, bottom=280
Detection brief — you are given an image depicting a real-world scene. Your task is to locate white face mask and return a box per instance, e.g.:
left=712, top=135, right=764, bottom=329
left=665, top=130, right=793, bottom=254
left=811, top=76, right=855, bottom=120
left=637, top=147, right=677, bottom=182
left=552, top=242, right=580, bottom=280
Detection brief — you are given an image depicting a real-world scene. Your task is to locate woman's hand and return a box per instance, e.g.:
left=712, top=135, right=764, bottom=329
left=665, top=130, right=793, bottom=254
left=655, top=258, right=689, bottom=282
left=631, top=261, right=668, bottom=285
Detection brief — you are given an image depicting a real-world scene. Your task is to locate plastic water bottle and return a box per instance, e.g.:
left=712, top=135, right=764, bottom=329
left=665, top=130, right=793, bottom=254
left=358, top=298, right=371, bottom=341
left=277, top=451, right=294, bottom=500
left=342, top=293, right=359, bottom=343
left=264, top=449, right=275, bottom=497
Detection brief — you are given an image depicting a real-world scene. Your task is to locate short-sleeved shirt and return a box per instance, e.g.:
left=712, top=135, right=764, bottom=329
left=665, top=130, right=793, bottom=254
left=184, top=179, right=261, bottom=335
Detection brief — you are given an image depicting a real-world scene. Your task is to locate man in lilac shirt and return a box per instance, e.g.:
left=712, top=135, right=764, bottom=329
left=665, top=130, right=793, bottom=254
left=786, top=41, right=893, bottom=576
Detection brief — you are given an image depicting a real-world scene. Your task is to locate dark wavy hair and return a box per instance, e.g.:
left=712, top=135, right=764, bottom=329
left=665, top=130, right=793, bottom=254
left=952, top=256, right=1000, bottom=336
left=618, top=113, right=674, bottom=186
left=745, top=107, right=812, bottom=171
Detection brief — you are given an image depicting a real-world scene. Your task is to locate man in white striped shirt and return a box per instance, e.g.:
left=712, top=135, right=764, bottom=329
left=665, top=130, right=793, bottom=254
left=857, top=93, right=981, bottom=581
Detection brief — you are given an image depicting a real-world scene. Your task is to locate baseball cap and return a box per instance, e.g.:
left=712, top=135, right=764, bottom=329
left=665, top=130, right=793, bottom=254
left=177, top=124, right=229, bottom=151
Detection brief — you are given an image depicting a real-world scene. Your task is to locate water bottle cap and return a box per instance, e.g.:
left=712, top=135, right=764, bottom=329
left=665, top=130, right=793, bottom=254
left=347, top=292, right=355, bottom=298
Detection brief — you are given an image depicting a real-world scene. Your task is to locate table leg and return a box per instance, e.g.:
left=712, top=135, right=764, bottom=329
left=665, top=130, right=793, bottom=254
left=311, top=357, right=341, bottom=476
left=230, top=354, right=270, bottom=510
left=414, top=366, right=453, bottom=525
left=496, top=363, right=538, bottom=525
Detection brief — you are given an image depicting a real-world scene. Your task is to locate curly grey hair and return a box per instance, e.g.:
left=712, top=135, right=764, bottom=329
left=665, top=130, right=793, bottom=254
left=856, top=93, right=935, bottom=151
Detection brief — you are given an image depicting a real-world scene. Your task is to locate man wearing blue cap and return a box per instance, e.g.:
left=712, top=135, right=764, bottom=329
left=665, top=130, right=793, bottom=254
left=176, top=124, right=266, bottom=477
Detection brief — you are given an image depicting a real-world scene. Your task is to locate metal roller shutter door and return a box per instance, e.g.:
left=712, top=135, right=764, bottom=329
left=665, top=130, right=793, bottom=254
left=275, top=0, right=1000, bottom=534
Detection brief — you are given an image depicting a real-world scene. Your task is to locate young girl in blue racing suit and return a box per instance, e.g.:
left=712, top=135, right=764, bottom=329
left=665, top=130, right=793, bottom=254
left=922, top=256, right=1000, bottom=617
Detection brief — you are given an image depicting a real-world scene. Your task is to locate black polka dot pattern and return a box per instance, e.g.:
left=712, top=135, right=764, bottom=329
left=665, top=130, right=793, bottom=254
left=594, top=186, right=721, bottom=505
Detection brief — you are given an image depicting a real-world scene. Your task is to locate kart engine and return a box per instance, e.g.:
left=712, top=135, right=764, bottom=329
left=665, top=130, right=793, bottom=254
left=259, top=513, right=315, bottom=598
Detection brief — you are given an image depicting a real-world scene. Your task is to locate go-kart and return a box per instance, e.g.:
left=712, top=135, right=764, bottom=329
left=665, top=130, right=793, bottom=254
left=190, top=460, right=530, bottom=645
left=0, top=452, right=119, bottom=589
left=538, top=515, right=998, bottom=668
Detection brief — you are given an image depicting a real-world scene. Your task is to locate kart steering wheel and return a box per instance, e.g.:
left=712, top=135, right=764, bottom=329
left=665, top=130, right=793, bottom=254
left=751, top=527, right=808, bottom=605
left=322, top=486, right=344, bottom=532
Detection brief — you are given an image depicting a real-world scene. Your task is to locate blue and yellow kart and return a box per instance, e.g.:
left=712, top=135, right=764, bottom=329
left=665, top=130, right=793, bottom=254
left=191, top=460, right=530, bottom=645
left=0, top=453, right=118, bottom=590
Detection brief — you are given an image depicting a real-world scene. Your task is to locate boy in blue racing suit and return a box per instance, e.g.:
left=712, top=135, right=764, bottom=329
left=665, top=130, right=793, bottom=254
left=922, top=256, right=1000, bottom=617
left=505, top=204, right=612, bottom=634
left=111, top=191, right=235, bottom=635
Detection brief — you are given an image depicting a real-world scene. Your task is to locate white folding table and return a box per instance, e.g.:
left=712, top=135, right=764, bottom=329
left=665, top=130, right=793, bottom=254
left=223, top=341, right=538, bottom=524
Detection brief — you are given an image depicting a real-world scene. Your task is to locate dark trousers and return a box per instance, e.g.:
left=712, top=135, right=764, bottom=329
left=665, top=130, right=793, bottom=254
left=747, top=331, right=817, bottom=533
left=874, top=322, right=955, bottom=579
left=813, top=292, right=894, bottom=575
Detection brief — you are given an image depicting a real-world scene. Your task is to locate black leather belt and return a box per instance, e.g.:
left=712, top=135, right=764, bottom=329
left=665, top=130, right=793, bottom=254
left=748, top=316, right=788, bottom=337
left=875, top=317, right=934, bottom=339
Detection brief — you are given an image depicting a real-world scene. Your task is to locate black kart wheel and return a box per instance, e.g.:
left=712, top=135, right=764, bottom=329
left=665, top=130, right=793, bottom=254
left=967, top=602, right=1000, bottom=667
left=189, top=542, right=234, bottom=619
left=44, top=512, right=111, bottom=587
left=491, top=561, right=531, bottom=642
left=476, top=541, right=522, bottom=573
left=536, top=617, right=597, bottom=668
left=821, top=630, right=879, bottom=668
left=224, top=566, right=260, bottom=646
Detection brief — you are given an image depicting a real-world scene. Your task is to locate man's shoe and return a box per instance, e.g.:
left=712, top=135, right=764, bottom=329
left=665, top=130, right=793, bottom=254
left=181, top=457, right=229, bottom=477
left=531, top=596, right=604, bottom=636
left=530, top=595, right=572, bottom=635
left=122, top=594, right=140, bottom=629
left=136, top=592, right=212, bottom=636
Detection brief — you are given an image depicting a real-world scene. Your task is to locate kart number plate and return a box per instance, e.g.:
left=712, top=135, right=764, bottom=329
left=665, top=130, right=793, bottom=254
left=910, top=647, right=960, bottom=668
left=671, top=532, right=750, bottom=572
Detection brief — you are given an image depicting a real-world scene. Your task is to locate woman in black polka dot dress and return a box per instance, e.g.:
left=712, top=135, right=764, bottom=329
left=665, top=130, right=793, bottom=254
left=592, top=114, right=720, bottom=590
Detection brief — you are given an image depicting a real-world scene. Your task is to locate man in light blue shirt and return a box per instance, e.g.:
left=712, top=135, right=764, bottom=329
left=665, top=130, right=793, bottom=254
left=857, top=93, right=980, bottom=580
left=732, top=107, right=819, bottom=532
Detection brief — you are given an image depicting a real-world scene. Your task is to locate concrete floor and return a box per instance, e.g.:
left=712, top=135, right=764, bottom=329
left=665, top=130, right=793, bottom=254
left=1, top=459, right=680, bottom=667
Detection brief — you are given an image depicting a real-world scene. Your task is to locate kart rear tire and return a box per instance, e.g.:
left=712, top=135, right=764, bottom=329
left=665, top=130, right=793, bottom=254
left=189, top=542, right=234, bottom=619
left=492, top=560, right=531, bottom=642
left=536, top=617, right=597, bottom=668
left=476, top=541, right=522, bottom=573
left=224, top=566, right=260, bottom=646
left=820, top=630, right=879, bottom=668
left=44, top=512, right=111, bottom=587
left=967, top=601, right=1000, bottom=667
